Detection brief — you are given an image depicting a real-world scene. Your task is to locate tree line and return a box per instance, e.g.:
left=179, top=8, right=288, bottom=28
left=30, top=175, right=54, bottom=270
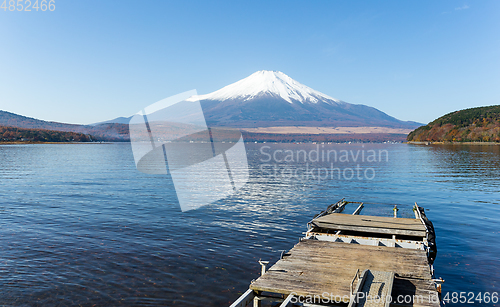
left=0, top=126, right=92, bottom=142
left=407, top=105, right=500, bottom=142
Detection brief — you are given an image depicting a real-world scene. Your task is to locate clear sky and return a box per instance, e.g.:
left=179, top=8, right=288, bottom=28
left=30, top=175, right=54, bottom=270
left=1, top=0, right=499, bottom=125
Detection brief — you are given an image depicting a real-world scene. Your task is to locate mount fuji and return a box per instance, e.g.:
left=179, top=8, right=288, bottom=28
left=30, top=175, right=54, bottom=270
left=189, top=70, right=421, bottom=129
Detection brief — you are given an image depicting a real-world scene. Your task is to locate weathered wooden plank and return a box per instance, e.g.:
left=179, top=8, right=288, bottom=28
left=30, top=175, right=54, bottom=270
left=288, top=239, right=429, bottom=256
left=350, top=270, right=394, bottom=307
left=263, top=260, right=429, bottom=288
left=320, top=213, right=425, bottom=225
left=313, top=214, right=425, bottom=232
left=313, top=223, right=426, bottom=237
left=274, top=245, right=430, bottom=268
left=391, top=277, right=441, bottom=307
left=269, top=257, right=430, bottom=280
left=312, top=220, right=425, bottom=232
left=250, top=274, right=439, bottom=307
left=251, top=276, right=437, bottom=307
left=251, top=274, right=352, bottom=299
left=283, top=240, right=430, bottom=261
left=250, top=240, right=434, bottom=301
left=283, top=241, right=431, bottom=267
left=311, top=217, right=425, bottom=236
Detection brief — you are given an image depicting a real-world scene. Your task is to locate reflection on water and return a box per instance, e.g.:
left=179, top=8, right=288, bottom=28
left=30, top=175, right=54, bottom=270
left=0, top=143, right=499, bottom=306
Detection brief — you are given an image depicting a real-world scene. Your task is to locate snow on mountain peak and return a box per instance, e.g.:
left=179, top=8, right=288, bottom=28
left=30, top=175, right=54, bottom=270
left=189, top=70, right=341, bottom=104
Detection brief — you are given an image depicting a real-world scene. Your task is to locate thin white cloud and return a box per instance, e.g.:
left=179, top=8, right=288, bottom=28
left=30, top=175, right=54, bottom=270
left=455, top=4, right=470, bottom=10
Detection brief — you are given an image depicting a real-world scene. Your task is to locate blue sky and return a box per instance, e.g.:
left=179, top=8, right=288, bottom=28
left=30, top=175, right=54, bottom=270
left=1, top=0, right=499, bottom=125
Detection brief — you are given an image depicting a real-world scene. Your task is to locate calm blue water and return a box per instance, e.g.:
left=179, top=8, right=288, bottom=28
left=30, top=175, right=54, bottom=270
left=0, top=143, right=499, bottom=306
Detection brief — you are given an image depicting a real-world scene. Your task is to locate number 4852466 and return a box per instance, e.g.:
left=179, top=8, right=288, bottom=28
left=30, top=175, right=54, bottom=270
left=1, top=0, right=55, bottom=11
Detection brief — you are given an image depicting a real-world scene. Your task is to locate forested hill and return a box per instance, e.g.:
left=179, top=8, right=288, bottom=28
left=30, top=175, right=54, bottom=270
left=407, top=105, right=500, bottom=142
left=1, top=126, right=92, bottom=142
left=0, top=110, right=129, bottom=141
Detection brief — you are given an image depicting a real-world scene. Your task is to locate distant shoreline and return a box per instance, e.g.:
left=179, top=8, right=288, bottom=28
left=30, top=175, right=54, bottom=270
left=241, top=126, right=413, bottom=135
left=407, top=141, right=500, bottom=145
left=0, top=141, right=114, bottom=145
left=10, top=140, right=499, bottom=145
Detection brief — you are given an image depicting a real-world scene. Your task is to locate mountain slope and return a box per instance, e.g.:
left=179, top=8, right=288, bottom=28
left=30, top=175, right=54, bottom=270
left=0, top=110, right=84, bottom=131
left=91, top=116, right=132, bottom=126
left=189, top=70, right=420, bottom=129
left=407, top=105, right=500, bottom=142
left=0, top=110, right=129, bottom=141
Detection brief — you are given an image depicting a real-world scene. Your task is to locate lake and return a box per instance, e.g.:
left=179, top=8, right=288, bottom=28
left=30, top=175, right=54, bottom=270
left=0, top=142, right=499, bottom=306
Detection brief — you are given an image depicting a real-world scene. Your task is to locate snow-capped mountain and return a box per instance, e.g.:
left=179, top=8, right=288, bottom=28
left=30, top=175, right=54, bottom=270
left=190, top=70, right=343, bottom=105
left=191, top=70, right=420, bottom=129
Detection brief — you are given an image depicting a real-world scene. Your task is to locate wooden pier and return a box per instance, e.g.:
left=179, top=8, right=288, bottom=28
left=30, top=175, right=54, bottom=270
left=230, top=199, right=442, bottom=307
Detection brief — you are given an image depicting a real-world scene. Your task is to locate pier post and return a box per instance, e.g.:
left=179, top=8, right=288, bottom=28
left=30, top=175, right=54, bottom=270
left=253, top=291, right=262, bottom=307
left=258, top=260, right=269, bottom=276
